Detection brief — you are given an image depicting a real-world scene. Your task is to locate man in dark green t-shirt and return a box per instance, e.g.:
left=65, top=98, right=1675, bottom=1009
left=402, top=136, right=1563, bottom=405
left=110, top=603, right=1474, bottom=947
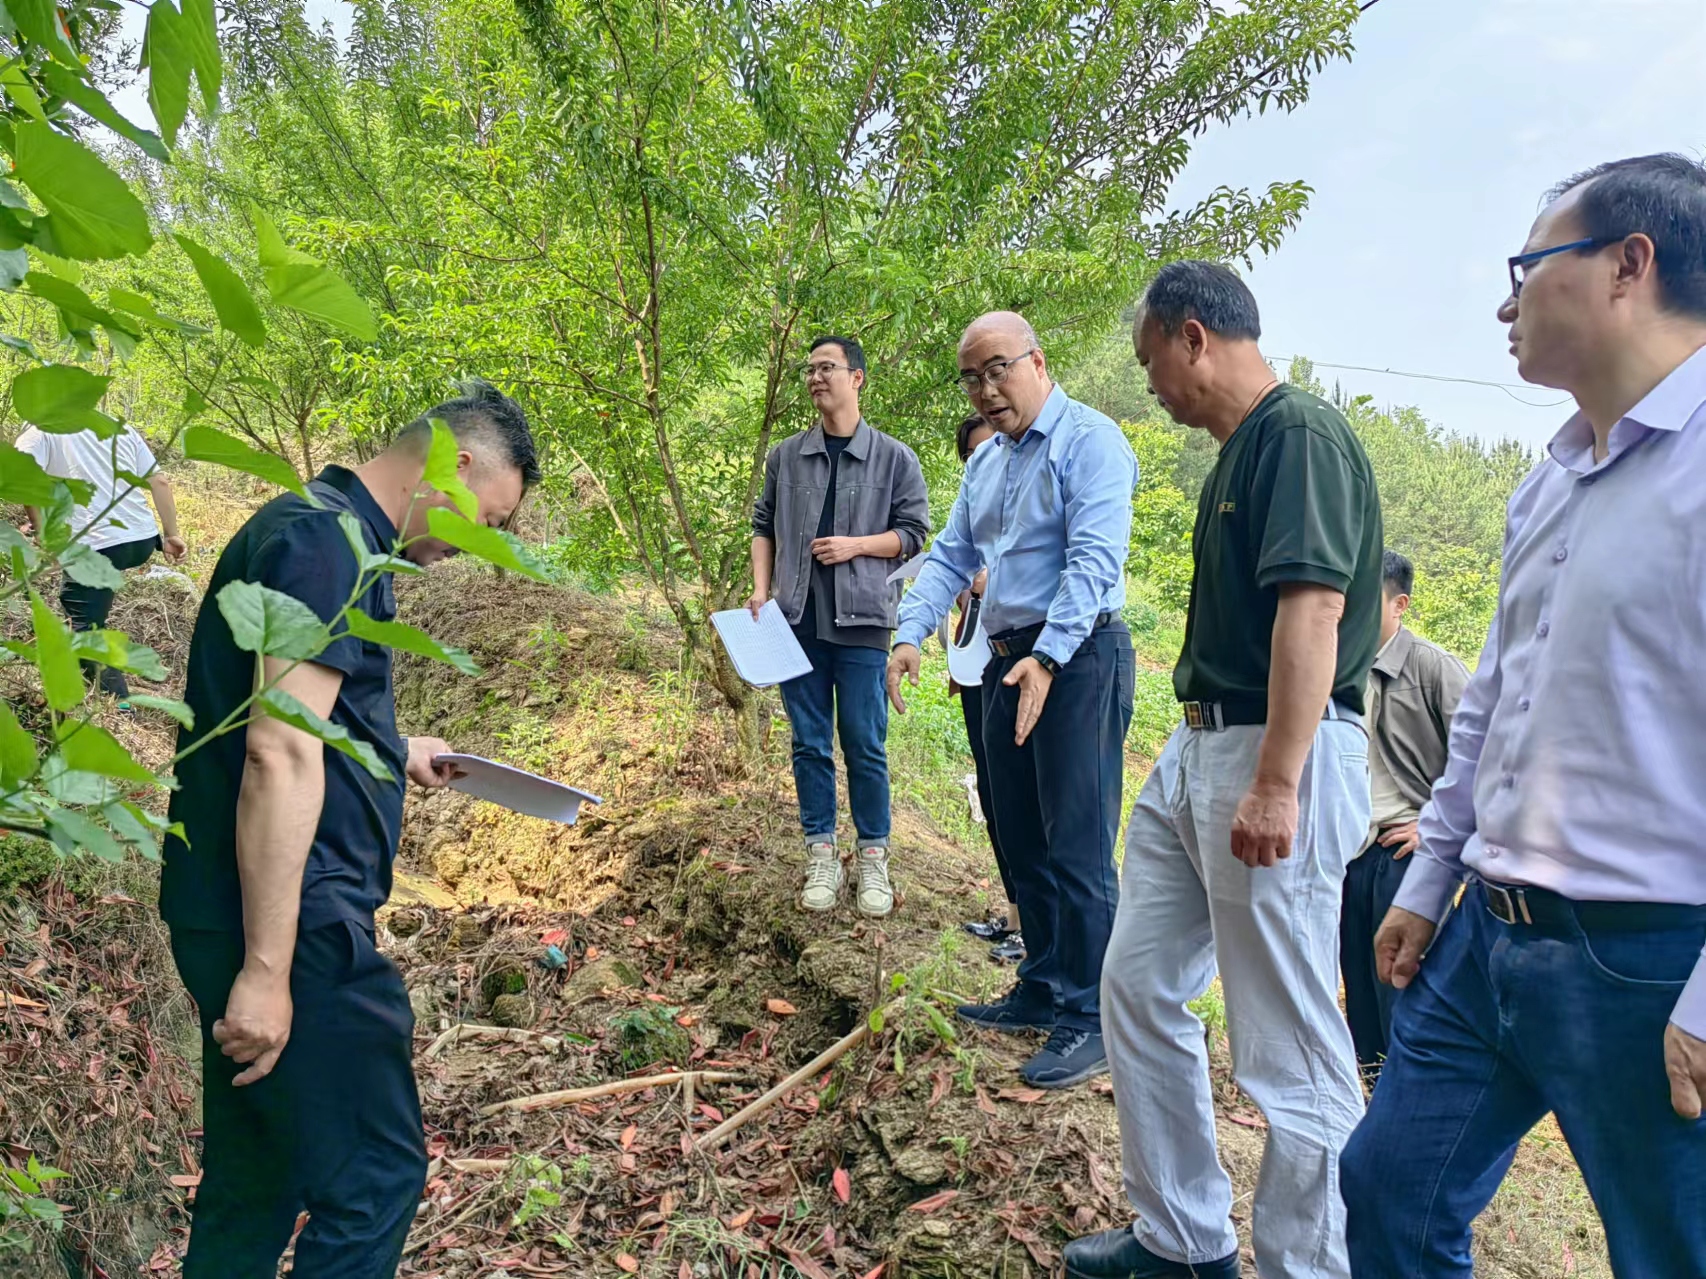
left=1065, top=262, right=1380, bottom=1279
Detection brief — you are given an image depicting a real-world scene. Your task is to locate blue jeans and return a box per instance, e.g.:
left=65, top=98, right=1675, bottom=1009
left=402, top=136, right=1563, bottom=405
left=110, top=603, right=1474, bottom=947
left=1341, top=882, right=1706, bottom=1277
left=1340, top=843, right=1411, bottom=1082
left=778, top=637, right=890, bottom=844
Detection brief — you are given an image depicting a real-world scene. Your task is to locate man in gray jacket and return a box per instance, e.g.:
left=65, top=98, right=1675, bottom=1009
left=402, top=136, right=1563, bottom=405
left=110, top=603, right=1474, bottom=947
left=1339, top=549, right=1468, bottom=1083
left=750, top=336, right=929, bottom=918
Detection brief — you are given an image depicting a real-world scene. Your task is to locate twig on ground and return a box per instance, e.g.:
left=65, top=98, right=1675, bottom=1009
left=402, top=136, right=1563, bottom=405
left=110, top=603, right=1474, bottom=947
left=696, top=1023, right=871, bottom=1152
left=478, top=1070, right=745, bottom=1117
left=424, top=1023, right=568, bottom=1060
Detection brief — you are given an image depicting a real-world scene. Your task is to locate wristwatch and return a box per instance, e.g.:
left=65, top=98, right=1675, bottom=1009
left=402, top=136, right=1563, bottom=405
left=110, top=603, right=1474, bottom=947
left=1032, top=652, right=1063, bottom=677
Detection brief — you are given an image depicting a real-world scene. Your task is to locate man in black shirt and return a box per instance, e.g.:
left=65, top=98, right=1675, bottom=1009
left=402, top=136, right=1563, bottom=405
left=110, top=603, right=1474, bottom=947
left=160, top=380, right=539, bottom=1279
left=1065, top=265, right=1381, bottom=1279
left=749, top=336, right=929, bottom=918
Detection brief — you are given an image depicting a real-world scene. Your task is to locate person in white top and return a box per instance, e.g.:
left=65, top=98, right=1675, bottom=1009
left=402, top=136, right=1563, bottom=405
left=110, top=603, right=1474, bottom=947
left=16, top=423, right=186, bottom=702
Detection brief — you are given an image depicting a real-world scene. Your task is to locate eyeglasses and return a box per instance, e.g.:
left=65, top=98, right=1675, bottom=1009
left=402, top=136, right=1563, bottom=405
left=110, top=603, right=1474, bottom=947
left=1507, top=237, right=1620, bottom=299
left=953, top=349, right=1037, bottom=396
left=799, top=361, right=854, bottom=382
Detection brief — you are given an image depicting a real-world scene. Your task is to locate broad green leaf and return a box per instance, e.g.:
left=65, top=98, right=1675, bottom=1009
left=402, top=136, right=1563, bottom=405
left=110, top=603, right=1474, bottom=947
left=0, top=522, right=39, bottom=575
left=179, top=0, right=221, bottom=113
left=9, top=0, right=81, bottom=66
left=42, top=755, right=119, bottom=806
left=0, top=64, right=48, bottom=124
left=216, top=580, right=329, bottom=660
left=141, top=0, right=192, bottom=146
left=47, top=807, right=127, bottom=862
left=251, top=207, right=377, bottom=341
left=867, top=1008, right=885, bottom=1035
left=39, top=65, right=171, bottom=162
left=339, top=510, right=420, bottom=576
left=107, top=287, right=208, bottom=335
left=55, top=721, right=157, bottom=785
left=0, top=701, right=37, bottom=785
left=0, top=446, right=92, bottom=506
left=425, top=507, right=550, bottom=581
left=71, top=630, right=169, bottom=681
left=182, top=425, right=311, bottom=500
left=58, top=543, right=129, bottom=591
left=30, top=589, right=83, bottom=711
left=12, top=364, right=121, bottom=437
left=12, top=123, right=153, bottom=260
left=173, top=236, right=265, bottom=347
left=259, top=687, right=391, bottom=781
left=26, top=271, right=117, bottom=327
left=124, top=694, right=194, bottom=729
left=0, top=248, right=25, bottom=291
left=103, top=801, right=161, bottom=858
left=0, top=333, right=41, bottom=358
left=423, top=419, right=477, bottom=518
left=0, top=179, right=27, bottom=210
left=344, top=608, right=479, bottom=675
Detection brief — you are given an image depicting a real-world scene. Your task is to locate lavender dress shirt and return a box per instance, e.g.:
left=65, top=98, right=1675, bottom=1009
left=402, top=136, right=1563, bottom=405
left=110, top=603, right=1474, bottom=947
left=1395, top=342, right=1706, bottom=1038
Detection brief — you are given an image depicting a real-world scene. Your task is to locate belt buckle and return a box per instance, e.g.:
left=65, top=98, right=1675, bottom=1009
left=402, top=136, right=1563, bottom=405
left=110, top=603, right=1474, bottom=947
left=1482, top=881, right=1532, bottom=925
left=1182, top=701, right=1219, bottom=732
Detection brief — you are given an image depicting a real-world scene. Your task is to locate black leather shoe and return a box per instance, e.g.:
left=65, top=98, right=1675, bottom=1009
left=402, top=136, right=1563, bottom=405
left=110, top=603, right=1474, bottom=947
left=989, top=932, right=1026, bottom=964
left=1021, top=1027, right=1109, bottom=1089
left=956, top=985, right=1055, bottom=1033
left=962, top=914, right=1014, bottom=941
left=1063, top=1225, right=1240, bottom=1278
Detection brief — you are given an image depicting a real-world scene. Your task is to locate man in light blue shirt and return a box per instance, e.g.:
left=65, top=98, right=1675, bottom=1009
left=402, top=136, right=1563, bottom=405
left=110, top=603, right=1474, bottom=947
left=889, top=310, right=1137, bottom=1089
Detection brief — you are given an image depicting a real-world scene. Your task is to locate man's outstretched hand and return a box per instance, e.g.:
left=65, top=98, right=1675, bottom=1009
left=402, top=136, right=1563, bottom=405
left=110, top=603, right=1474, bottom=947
left=1002, top=657, right=1054, bottom=745
left=1374, top=906, right=1438, bottom=990
left=407, top=735, right=463, bottom=789
left=887, top=644, right=921, bottom=713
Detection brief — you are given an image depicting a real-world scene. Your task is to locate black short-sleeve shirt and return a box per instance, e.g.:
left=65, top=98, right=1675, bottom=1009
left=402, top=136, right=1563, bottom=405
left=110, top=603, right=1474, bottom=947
left=1173, top=385, right=1383, bottom=714
left=159, top=466, right=409, bottom=933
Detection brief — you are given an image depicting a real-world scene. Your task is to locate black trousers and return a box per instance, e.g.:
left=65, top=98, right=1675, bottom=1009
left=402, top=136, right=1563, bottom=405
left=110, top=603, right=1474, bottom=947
left=957, top=680, right=1015, bottom=907
left=62, top=533, right=158, bottom=697
left=981, top=623, right=1134, bottom=1032
left=169, top=921, right=427, bottom=1279
left=1338, top=842, right=1412, bottom=1083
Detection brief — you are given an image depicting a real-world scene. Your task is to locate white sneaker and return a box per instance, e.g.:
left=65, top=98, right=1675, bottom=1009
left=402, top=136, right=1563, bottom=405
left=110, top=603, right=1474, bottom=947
left=855, top=846, right=894, bottom=918
left=801, top=842, right=842, bottom=912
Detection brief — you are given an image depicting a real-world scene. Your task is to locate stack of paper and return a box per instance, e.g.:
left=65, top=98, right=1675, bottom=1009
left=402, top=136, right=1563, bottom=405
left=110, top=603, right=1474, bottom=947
left=710, top=599, right=813, bottom=687
left=433, top=754, right=602, bottom=825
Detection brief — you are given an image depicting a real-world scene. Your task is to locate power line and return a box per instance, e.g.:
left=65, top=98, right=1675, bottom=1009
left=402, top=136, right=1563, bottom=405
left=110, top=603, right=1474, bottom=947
left=1265, top=355, right=1573, bottom=409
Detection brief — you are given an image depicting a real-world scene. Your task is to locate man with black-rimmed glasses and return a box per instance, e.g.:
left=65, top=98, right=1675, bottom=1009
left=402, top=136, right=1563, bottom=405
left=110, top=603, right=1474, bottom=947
left=750, top=335, right=929, bottom=919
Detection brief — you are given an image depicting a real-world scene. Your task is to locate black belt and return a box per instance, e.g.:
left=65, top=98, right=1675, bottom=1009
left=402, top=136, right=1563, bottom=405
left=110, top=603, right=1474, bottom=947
left=1476, top=879, right=1706, bottom=934
left=986, top=612, right=1120, bottom=659
left=1180, top=697, right=1361, bottom=731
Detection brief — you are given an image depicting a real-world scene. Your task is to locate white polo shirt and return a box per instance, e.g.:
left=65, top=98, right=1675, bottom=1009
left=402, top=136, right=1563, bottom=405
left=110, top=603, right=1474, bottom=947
left=15, top=425, right=159, bottom=550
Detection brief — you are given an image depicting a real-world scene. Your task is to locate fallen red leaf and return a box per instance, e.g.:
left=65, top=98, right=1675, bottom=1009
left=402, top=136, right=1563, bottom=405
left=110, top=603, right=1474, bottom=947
left=782, top=1248, right=833, bottom=1279
left=858, top=1267, right=886, bottom=1279
left=996, top=1087, right=1046, bottom=1104
left=766, top=998, right=798, bottom=1016
left=168, top=1173, right=201, bottom=1188
left=697, top=1103, right=724, bottom=1122
left=907, top=1189, right=959, bottom=1214
left=975, top=1086, right=999, bottom=1116
left=728, top=1207, right=755, bottom=1230
left=615, top=1255, right=639, bottom=1274
left=620, top=1124, right=638, bottom=1150
left=832, top=1167, right=851, bottom=1204
left=679, top=1265, right=693, bottom=1279
left=1227, top=1112, right=1266, bottom=1130
left=540, top=928, right=569, bottom=947
left=584, top=946, right=601, bottom=961
left=622, top=916, right=637, bottom=927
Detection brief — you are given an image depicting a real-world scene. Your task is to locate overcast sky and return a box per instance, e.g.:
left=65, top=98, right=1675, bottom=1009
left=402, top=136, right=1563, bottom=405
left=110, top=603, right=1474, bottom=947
left=113, top=0, right=1703, bottom=445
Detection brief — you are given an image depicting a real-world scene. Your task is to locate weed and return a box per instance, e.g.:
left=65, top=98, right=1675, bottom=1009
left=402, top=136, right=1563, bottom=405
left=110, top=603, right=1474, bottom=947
left=495, top=712, right=558, bottom=774
left=0, top=1156, right=66, bottom=1254
left=939, top=1133, right=971, bottom=1160
left=1189, top=981, right=1226, bottom=1047
left=609, top=1004, right=689, bottom=1071
left=509, top=1156, right=566, bottom=1230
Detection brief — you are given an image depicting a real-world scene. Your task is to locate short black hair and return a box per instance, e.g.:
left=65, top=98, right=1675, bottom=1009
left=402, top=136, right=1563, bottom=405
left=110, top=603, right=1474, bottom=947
left=1549, top=153, right=1706, bottom=318
left=809, top=335, right=865, bottom=374
left=955, top=413, right=987, bottom=463
left=1382, top=549, right=1414, bottom=598
left=400, top=379, right=541, bottom=488
left=1140, top=261, right=1262, bottom=341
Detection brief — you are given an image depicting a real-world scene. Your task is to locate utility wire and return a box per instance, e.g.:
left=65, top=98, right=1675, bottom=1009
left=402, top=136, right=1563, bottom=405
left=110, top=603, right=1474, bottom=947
left=1266, top=355, right=1573, bottom=409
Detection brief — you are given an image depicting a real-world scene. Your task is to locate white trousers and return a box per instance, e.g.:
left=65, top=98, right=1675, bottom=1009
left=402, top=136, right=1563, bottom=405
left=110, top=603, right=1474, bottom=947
left=1102, top=719, right=1369, bottom=1277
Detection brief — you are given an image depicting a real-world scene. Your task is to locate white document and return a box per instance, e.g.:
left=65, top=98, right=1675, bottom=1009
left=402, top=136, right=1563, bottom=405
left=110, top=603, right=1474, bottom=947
left=946, top=619, right=992, bottom=685
left=434, top=754, right=601, bottom=825
left=886, top=550, right=929, bottom=585
left=710, top=599, right=814, bottom=687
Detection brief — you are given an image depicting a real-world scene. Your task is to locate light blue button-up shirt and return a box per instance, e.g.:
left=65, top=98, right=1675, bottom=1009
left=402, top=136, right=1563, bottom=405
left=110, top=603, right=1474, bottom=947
left=896, top=385, right=1137, bottom=667
left=1396, top=342, right=1706, bottom=1036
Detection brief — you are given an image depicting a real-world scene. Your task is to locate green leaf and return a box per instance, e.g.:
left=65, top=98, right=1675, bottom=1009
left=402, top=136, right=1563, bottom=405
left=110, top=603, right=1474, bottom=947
left=179, top=0, right=220, bottom=113
left=0, top=248, right=25, bottom=291
left=0, top=333, right=41, bottom=358
left=141, top=0, right=192, bottom=146
left=0, top=63, right=48, bottom=124
left=1, top=446, right=90, bottom=505
left=173, top=235, right=265, bottom=347
left=124, top=694, right=194, bottom=729
left=182, top=425, right=311, bottom=500
left=216, top=580, right=329, bottom=660
left=426, top=507, right=550, bottom=581
left=55, top=721, right=157, bottom=785
left=338, top=510, right=419, bottom=576
left=12, top=364, right=121, bottom=437
left=103, top=801, right=161, bottom=858
left=29, top=589, right=83, bottom=711
left=71, top=630, right=169, bottom=681
left=344, top=608, right=479, bottom=675
left=258, top=687, right=392, bottom=781
left=12, top=122, right=153, bottom=261
left=47, top=806, right=127, bottom=862
left=0, top=701, right=37, bottom=785
left=423, top=418, right=477, bottom=519
left=9, top=0, right=81, bottom=66
left=58, top=542, right=129, bottom=590
left=39, top=65, right=171, bottom=161
left=107, top=287, right=208, bottom=335
left=251, top=206, right=377, bottom=341
left=42, top=754, right=120, bottom=806
left=26, top=271, right=116, bottom=328
left=867, top=1008, right=885, bottom=1035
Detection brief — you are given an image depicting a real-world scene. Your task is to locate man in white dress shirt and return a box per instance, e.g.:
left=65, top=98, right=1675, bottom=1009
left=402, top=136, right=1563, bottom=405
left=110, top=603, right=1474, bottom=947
left=1340, top=153, right=1706, bottom=1277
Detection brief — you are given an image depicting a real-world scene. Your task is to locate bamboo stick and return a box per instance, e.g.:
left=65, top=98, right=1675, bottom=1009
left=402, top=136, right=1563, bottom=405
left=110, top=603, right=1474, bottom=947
left=695, top=1025, right=869, bottom=1152
left=478, top=1070, right=745, bottom=1117
left=424, top=1023, right=567, bottom=1060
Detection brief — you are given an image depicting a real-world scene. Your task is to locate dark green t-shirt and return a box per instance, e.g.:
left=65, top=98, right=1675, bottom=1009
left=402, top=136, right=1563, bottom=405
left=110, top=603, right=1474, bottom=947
left=1173, top=384, right=1383, bottom=715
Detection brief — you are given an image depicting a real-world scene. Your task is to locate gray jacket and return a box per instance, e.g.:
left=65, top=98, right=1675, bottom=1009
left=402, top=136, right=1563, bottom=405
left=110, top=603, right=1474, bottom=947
left=1371, top=625, right=1471, bottom=809
left=752, top=419, right=930, bottom=631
